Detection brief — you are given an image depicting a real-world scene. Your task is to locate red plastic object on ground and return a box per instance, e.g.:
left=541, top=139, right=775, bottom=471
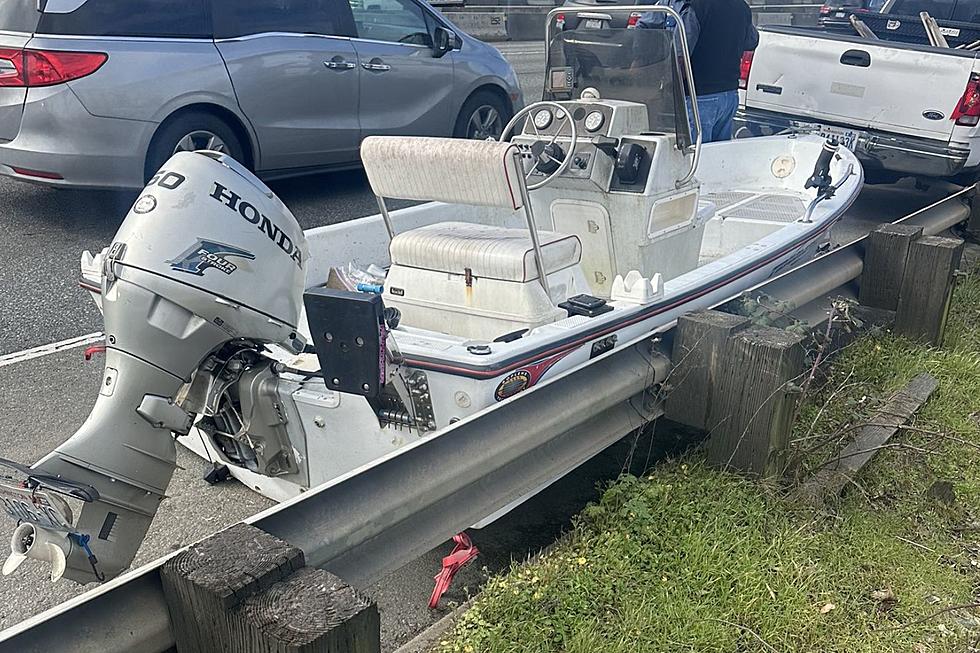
left=83, top=344, right=106, bottom=361
left=428, top=532, right=479, bottom=609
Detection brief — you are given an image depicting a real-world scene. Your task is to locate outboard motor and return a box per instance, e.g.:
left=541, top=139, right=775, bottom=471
left=2, top=152, right=308, bottom=583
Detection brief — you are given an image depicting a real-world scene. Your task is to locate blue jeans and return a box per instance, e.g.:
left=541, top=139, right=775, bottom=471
left=686, top=90, right=739, bottom=143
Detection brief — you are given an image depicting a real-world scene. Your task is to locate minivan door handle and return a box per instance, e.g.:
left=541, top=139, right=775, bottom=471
left=362, top=58, right=391, bottom=72
left=840, top=49, right=871, bottom=67
left=324, top=56, right=356, bottom=70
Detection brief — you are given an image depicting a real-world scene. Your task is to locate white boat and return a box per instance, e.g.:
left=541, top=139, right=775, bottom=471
left=2, top=10, right=862, bottom=584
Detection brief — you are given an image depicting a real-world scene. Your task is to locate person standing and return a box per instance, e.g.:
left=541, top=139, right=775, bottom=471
left=639, top=0, right=759, bottom=142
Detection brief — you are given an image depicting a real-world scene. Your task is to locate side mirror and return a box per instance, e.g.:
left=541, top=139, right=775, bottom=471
left=432, top=26, right=456, bottom=58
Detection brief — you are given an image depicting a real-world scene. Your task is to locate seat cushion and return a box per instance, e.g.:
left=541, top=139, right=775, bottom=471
left=389, top=222, right=582, bottom=283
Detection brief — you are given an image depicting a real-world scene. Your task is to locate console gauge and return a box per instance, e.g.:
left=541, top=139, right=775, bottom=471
left=584, top=110, right=605, bottom=132
left=533, top=109, right=553, bottom=130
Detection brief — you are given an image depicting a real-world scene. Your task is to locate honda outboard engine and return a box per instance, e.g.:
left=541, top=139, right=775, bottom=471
left=3, top=152, right=307, bottom=583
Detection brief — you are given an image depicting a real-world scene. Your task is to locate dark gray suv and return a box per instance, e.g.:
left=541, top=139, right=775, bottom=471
left=0, top=0, right=522, bottom=189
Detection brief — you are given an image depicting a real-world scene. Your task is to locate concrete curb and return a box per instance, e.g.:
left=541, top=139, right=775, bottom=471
left=393, top=598, right=477, bottom=653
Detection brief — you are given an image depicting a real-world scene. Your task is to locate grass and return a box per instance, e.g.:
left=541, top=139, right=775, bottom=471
left=438, top=266, right=980, bottom=653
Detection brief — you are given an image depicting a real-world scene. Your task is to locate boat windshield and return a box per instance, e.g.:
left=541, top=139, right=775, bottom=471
left=543, top=21, right=693, bottom=149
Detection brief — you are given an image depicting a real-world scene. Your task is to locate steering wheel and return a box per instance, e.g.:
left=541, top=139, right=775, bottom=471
left=500, top=101, right=579, bottom=191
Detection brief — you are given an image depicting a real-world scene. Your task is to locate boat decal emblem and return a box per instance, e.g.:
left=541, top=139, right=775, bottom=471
left=494, top=370, right=531, bottom=401
left=168, top=239, right=255, bottom=277
left=493, top=349, right=577, bottom=401
left=132, top=194, right=157, bottom=214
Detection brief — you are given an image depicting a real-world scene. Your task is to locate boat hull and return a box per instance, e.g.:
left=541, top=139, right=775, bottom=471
left=177, top=136, right=862, bottom=504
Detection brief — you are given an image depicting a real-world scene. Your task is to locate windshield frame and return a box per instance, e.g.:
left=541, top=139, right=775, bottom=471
left=544, top=4, right=702, bottom=186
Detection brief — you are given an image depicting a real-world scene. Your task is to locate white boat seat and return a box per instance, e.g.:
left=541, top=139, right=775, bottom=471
left=389, top=222, right=582, bottom=282
left=361, top=136, right=525, bottom=209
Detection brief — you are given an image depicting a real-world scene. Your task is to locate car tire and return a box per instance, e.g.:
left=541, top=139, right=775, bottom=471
left=454, top=91, right=511, bottom=141
left=145, top=112, right=245, bottom=183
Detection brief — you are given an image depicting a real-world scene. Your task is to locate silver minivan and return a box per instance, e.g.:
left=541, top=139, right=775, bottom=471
left=0, top=0, right=523, bottom=189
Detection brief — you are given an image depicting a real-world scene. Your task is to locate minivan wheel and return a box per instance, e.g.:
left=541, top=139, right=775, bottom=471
left=145, top=112, right=245, bottom=183
left=454, top=91, right=510, bottom=141
left=173, top=130, right=230, bottom=155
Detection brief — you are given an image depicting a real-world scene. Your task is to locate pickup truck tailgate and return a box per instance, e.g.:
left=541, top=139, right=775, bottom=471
left=745, top=28, right=979, bottom=141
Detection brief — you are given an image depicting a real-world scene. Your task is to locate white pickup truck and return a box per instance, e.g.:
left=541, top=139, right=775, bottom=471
left=737, top=26, right=980, bottom=183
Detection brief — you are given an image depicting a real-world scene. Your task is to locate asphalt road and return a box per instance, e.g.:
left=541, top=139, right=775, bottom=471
left=0, top=40, right=959, bottom=649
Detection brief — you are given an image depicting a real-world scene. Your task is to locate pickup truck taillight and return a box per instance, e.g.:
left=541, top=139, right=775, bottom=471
left=739, top=51, right=754, bottom=91
left=819, top=4, right=832, bottom=14
left=0, top=48, right=108, bottom=88
left=953, top=73, right=980, bottom=126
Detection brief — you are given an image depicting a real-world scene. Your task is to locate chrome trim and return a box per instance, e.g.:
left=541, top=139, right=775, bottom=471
left=351, top=37, right=430, bottom=49
left=578, top=12, right=615, bottom=20
left=545, top=5, right=702, bottom=187
left=215, top=32, right=353, bottom=43
left=869, top=141, right=968, bottom=160
left=30, top=33, right=211, bottom=43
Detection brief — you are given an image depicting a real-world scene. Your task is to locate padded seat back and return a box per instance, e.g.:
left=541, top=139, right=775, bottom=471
left=361, top=136, right=525, bottom=209
left=389, top=222, right=582, bottom=282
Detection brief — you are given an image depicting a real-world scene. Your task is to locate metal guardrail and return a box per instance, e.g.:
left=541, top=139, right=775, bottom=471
left=0, top=185, right=974, bottom=653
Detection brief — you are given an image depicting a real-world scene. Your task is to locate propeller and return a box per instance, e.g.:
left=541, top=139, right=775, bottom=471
left=3, top=523, right=71, bottom=582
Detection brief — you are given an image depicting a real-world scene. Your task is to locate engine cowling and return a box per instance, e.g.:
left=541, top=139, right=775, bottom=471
left=8, top=152, right=309, bottom=583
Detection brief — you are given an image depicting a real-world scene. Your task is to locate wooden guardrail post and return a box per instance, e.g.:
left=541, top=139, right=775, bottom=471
left=666, top=310, right=751, bottom=430
left=859, top=223, right=923, bottom=311
left=895, top=235, right=964, bottom=346
left=161, top=523, right=380, bottom=653
left=668, top=311, right=804, bottom=476
left=966, top=185, right=980, bottom=239
left=706, top=326, right=806, bottom=476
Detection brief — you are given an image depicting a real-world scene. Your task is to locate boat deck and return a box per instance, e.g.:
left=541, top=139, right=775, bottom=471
left=701, top=190, right=808, bottom=224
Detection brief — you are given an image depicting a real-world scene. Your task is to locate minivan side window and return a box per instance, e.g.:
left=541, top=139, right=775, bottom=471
left=0, top=1, right=40, bottom=34
left=37, top=0, right=209, bottom=37
left=348, top=0, right=433, bottom=46
left=213, top=0, right=356, bottom=39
